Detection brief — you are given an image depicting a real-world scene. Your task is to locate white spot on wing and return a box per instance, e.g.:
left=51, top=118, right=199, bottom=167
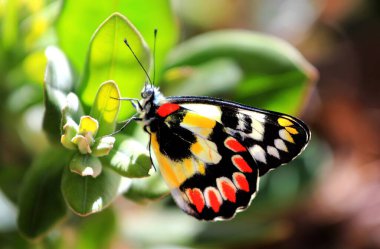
left=180, top=104, right=222, bottom=122
left=252, top=118, right=265, bottom=132
left=236, top=114, right=247, bottom=131
left=249, top=130, right=264, bottom=141
left=249, top=145, right=267, bottom=164
left=274, top=139, right=288, bottom=152
left=267, top=146, right=280, bottom=159
left=279, top=129, right=294, bottom=143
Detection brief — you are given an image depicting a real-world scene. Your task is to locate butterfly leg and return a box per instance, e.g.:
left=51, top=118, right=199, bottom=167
left=111, top=96, right=143, bottom=110
left=105, top=115, right=142, bottom=137
left=147, top=135, right=157, bottom=171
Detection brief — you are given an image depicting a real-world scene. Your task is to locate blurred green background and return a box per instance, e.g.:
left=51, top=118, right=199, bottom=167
left=1, top=0, right=380, bottom=248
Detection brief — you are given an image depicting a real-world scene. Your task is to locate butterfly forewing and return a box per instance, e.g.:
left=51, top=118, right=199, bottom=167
left=169, top=96, right=311, bottom=176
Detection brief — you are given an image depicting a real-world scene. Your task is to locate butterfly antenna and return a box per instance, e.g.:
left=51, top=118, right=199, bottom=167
left=123, top=38, right=153, bottom=87
left=152, top=29, right=158, bottom=86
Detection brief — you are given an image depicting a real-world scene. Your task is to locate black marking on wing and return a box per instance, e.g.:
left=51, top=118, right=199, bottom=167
left=220, top=106, right=239, bottom=129
left=150, top=109, right=196, bottom=161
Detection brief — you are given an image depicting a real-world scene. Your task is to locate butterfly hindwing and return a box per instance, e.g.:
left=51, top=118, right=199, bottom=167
left=149, top=105, right=259, bottom=220
left=180, top=122, right=259, bottom=220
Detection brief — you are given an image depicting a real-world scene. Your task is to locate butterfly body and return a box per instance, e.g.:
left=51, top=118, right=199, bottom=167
left=132, top=85, right=310, bottom=221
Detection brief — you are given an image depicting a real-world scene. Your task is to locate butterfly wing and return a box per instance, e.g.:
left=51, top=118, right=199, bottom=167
left=149, top=97, right=310, bottom=220
left=169, top=96, right=311, bottom=176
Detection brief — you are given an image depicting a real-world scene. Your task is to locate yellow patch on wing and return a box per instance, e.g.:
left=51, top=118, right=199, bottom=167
left=190, top=136, right=222, bottom=164
left=150, top=133, right=185, bottom=188
left=183, top=158, right=195, bottom=177
left=285, top=126, right=299, bottom=135
left=278, top=117, right=294, bottom=127
left=182, top=157, right=206, bottom=176
left=150, top=133, right=209, bottom=188
left=197, top=161, right=206, bottom=175
left=181, top=111, right=216, bottom=138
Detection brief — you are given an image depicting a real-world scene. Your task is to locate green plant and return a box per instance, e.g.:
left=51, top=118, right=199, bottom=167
left=17, top=11, right=174, bottom=239
left=0, top=1, right=324, bottom=247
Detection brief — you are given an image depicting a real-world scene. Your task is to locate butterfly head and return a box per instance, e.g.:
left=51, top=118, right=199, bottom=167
left=141, top=83, right=155, bottom=99
left=136, top=84, right=165, bottom=116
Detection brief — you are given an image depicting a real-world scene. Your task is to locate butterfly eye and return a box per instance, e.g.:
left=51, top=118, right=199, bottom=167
left=141, top=88, right=154, bottom=99
left=141, top=90, right=147, bottom=98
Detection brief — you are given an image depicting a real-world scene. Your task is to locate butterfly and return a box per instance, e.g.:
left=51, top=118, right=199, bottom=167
left=119, top=32, right=311, bottom=221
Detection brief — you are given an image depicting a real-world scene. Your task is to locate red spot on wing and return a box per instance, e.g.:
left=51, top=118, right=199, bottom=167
left=206, top=188, right=222, bottom=213
left=224, top=137, right=247, bottom=152
left=232, top=155, right=252, bottom=173
left=233, top=173, right=250, bottom=192
left=156, top=103, right=180, bottom=117
left=221, top=180, right=236, bottom=203
left=186, top=188, right=205, bottom=213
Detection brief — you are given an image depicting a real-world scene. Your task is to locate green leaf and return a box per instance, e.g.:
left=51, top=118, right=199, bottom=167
left=61, top=165, right=121, bottom=216
left=43, top=46, right=74, bottom=141
left=76, top=208, right=117, bottom=249
left=92, top=136, right=116, bottom=157
left=56, top=0, right=178, bottom=79
left=105, top=136, right=151, bottom=178
left=124, top=173, right=169, bottom=203
left=163, top=30, right=318, bottom=114
left=69, top=153, right=102, bottom=178
left=90, top=80, right=120, bottom=137
left=17, top=147, right=70, bottom=240
left=164, top=58, right=242, bottom=96
left=79, top=13, right=149, bottom=120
